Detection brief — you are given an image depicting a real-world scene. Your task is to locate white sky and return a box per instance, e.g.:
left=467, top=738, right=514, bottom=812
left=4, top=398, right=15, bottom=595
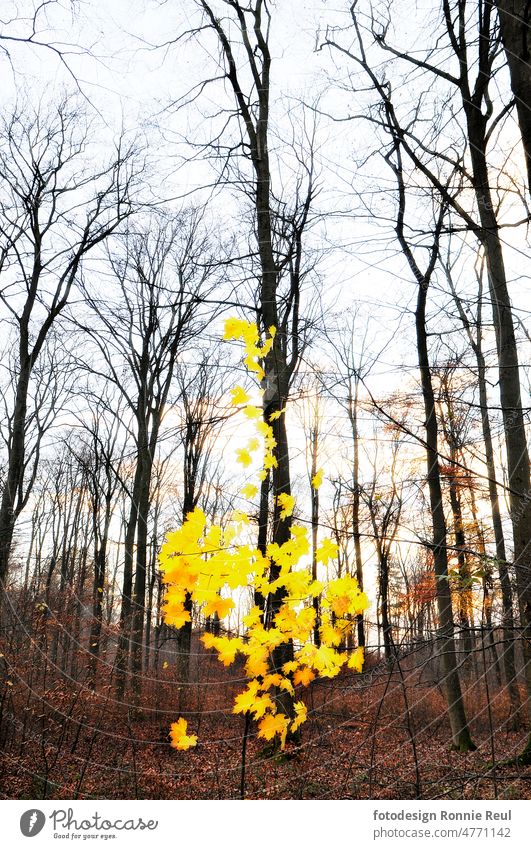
left=1, top=0, right=530, bottom=622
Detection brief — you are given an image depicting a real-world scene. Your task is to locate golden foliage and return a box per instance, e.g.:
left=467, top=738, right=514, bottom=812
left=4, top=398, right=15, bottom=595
left=160, top=319, right=369, bottom=750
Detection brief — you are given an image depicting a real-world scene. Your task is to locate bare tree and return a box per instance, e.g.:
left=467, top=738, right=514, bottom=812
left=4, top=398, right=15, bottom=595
left=79, top=212, right=215, bottom=701
left=326, top=312, right=380, bottom=648
left=0, top=97, right=138, bottom=602
left=68, top=392, right=125, bottom=689
left=187, top=0, right=318, bottom=726
left=323, top=0, right=530, bottom=752
left=443, top=256, right=522, bottom=721
left=362, top=422, right=403, bottom=663
left=174, top=351, right=231, bottom=682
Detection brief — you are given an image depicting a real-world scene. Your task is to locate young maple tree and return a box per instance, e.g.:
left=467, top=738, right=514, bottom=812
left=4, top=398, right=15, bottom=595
left=159, top=320, right=368, bottom=750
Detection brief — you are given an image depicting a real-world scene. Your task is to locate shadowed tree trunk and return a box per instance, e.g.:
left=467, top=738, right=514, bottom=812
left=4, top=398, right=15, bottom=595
left=495, top=0, right=531, bottom=194
left=390, top=140, right=475, bottom=750
left=445, top=262, right=522, bottom=722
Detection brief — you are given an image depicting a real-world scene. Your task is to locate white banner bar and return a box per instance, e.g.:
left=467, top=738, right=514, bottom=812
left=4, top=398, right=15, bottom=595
left=2, top=799, right=529, bottom=848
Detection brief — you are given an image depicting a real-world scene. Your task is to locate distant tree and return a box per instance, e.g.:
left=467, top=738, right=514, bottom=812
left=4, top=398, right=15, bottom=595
left=0, top=98, right=137, bottom=603
left=79, top=212, right=215, bottom=701
left=174, top=352, right=230, bottom=683
left=362, top=422, right=403, bottom=663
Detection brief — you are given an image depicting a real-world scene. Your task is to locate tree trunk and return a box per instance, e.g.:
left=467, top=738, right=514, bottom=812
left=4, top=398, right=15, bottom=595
left=0, top=365, right=31, bottom=601
left=130, top=445, right=153, bottom=707
left=114, top=469, right=143, bottom=700
left=416, top=283, right=475, bottom=751
left=255, top=469, right=270, bottom=615
left=379, top=552, right=393, bottom=663
left=447, top=473, right=474, bottom=658
left=310, top=423, right=321, bottom=647
left=475, top=345, right=522, bottom=719
left=495, top=0, right=531, bottom=195
left=349, top=382, right=366, bottom=647
left=464, top=105, right=531, bottom=750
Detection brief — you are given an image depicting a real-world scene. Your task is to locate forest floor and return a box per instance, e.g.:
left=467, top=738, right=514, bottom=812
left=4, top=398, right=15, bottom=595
left=1, top=640, right=530, bottom=800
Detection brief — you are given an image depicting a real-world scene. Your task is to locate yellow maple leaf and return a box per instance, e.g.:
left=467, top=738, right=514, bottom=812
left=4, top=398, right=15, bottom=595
left=276, top=492, right=295, bottom=519
left=163, top=605, right=191, bottom=630
left=259, top=337, right=273, bottom=357
left=316, top=538, right=339, bottom=565
left=320, top=621, right=342, bottom=647
left=269, top=408, right=285, bottom=421
left=311, top=645, right=346, bottom=678
left=257, top=712, right=290, bottom=743
left=232, top=681, right=261, bottom=714
left=216, top=637, right=243, bottom=666
left=169, top=718, right=197, bottom=751
left=201, top=632, right=217, bottom=650
left=279, top=677, right=295, bottom=695
left=245, top=649, right=269, bottom=678
left=261, top=672, right=282, bottom=689
left=241, top=483, right=258, bottom=500
left=256, top=420, right=273, bottom=438
left=249, top=693, right=276, bottom=719
left=263, top=452, right=278, bottom=470
left=244, top=405, right=262, bottom=419
left=330, top=594, right=350, bottom=616
left=243, top=605, right=262, bottom=628
left=223, top=317, right=249, bottom=341
left=291, top=700, right=307, bottom=733
left=293, top=666, right=315, bottom=687
left=231, top=510, right=250, bottom=525
left=311, top=468, right=324, bottom=489
left=230, top=385, right=251, bottom=406
left=203, top=596, right=235, bottom=619
left=236, top=448, right=253, bottom=467
left=347, top=646, right=364, bottom=673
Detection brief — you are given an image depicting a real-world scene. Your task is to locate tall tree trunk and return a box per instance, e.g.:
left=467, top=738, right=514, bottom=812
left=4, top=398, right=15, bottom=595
left=495, top=0, right=531, bottom=195
left=177, top=488, right=195, bottom=689
left=348, top=381, right=366, bottom=647
left=447, top=470, right=474, bottom=657
left=415, top=282, right=476, bottom=750
left=310, top=422, right=321, bottom=647
left=255, top=469, right=270, bottom=615
left=114, top=469, right=143, bottom=700
left=0, top=365, right=30, bottom=601
left=378, top=551, right=393, bottom=663
left=130, top=448, right=153, bottom=707
left=468, top=489, right=503, bottom=689
left=464, top=105, right=531, bottom=751
left=447, top=266, right=522, bottom=720
left=475, top=348, right=522, bottom=719
left=88, top=545, right=106, bottom=689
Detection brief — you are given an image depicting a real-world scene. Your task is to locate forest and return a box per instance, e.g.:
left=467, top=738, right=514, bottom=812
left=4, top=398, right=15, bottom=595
left=0, top=0, right=530, bottom=801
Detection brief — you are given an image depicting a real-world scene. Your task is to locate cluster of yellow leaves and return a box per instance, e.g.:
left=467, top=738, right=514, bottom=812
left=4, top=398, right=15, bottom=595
left=160, top=512, right=367, bottom=746
left=224, top=318, right=276, bottom=382
left=160, top=318, right=369, bottom=750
